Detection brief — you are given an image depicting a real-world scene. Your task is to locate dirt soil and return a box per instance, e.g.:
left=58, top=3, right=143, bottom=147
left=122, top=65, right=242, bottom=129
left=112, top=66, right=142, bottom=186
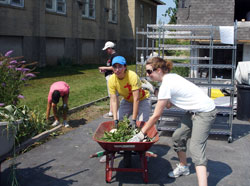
left=60, top=104, right=110, bottom=134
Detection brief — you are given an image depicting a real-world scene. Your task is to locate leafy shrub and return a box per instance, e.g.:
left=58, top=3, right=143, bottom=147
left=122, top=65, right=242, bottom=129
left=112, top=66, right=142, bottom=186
left=0, top=50, right=37, bottom=106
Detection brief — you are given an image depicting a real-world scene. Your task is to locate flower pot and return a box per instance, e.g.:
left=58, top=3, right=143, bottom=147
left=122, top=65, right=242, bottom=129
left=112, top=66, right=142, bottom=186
left=0, top=120, right=22, bottom=157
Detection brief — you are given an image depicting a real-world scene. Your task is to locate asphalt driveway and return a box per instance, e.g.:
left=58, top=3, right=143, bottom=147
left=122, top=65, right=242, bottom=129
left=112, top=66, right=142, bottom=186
left=1, top=117, right=250, bottom=186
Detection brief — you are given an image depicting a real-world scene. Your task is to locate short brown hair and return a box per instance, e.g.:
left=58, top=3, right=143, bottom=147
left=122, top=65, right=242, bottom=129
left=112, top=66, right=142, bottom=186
left=146, top=57, right=173, bottom=74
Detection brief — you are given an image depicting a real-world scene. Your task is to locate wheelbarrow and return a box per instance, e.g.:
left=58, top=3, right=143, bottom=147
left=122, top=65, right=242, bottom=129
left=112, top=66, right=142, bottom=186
left=92, top=120, right=159, bottom=183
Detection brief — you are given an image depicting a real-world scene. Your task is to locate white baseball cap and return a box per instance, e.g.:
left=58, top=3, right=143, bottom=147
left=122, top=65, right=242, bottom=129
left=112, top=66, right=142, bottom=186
left=102, top=41, right=115, bottom=50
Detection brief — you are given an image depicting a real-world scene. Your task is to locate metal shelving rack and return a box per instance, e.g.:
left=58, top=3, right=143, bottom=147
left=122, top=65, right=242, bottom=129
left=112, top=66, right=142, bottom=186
left=136, top=23, right=237, bottom=143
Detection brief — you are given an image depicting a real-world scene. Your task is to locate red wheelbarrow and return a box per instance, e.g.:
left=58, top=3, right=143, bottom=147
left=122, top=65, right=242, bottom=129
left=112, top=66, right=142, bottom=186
left=92, top=120, right=159, bottom=183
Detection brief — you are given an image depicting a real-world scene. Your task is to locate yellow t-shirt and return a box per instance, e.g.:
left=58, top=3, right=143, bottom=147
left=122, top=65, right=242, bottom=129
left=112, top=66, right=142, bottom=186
left=108, top=70, right=150, bottom=102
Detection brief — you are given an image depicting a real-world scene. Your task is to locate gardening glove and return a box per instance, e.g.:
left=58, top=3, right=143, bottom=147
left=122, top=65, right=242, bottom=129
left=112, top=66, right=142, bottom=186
left=63, top=104, right=67, bottom=109
left=114, top=120, right=119, bottom=128
left=127, top=131, right=145, bottom=142
left=129, top=119, right=137, bottom=128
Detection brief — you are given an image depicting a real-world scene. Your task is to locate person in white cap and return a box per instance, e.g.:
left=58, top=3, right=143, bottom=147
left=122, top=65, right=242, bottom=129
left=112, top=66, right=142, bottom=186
left=99, top=41, right=119, bottom=118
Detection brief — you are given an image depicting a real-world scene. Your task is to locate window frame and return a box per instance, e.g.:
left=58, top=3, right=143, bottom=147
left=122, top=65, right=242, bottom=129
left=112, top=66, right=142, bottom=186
left=108, top=0, right=118, bottom=23
left=46, top=0, right=66, bottom=15
left=0, top=0, right=24, bottom=7
left=82, top=0, right=96, bottom=19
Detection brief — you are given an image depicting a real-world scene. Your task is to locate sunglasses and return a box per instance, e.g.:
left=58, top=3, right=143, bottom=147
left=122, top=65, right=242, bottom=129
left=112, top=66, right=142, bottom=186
left=146, top=69, right=156, bottom=75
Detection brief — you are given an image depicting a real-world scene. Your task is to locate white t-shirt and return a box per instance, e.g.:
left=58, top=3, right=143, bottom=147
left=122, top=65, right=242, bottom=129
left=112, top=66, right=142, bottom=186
left=158, top=73, right=215, bottom=112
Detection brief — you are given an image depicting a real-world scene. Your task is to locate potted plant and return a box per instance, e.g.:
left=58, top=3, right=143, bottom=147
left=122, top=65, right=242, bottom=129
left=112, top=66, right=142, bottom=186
left=0, top=105, right=27, bottom=157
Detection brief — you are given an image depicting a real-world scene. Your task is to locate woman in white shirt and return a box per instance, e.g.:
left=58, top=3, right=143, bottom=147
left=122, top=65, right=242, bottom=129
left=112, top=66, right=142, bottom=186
left=129, top=57, right=217, bottom=186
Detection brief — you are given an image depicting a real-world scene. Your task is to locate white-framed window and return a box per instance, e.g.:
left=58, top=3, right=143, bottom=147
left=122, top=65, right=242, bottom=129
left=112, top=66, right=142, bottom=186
left=0, top=0, right=24, bottom=7
left=108, top=0, right=117, bottom=23
left=82, top=0, right=95, bottom=19
left=46, top=0, right=66, bottom=14
left=140, top=4, right=144, bottom=27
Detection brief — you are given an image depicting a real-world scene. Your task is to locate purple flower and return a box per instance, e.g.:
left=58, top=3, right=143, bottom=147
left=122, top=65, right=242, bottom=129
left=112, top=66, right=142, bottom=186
left=8, top=65, right=15, bottom=69
left=4, top=50, right=13, bottom=57
left=18, top=95, right=25, bottom=99
left=20, top=61, right=26, bottom=64
left=25, top=73, right=36, bottom=77
left=1, top=83, right=6, bottom=87
left=21, top=78, right=27, bottom=81
left=0, top=61, right=2, bottom=65
left=0, top=103, right=5, bottom=107
left=16, top=67, right=30, bottom=72
left=10, top=60, right=17, bottom=64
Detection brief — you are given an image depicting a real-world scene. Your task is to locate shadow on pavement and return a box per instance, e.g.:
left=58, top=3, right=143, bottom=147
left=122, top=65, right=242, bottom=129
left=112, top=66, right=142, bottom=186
left=207, top=159, right=232, bottom=186
left=108, top=144, right=174, bottom=185
left=68, top=118, right=87, bottom=128
left=231, top=122, right=250, bottom=141
left=1, top=159, right=88, bottom=186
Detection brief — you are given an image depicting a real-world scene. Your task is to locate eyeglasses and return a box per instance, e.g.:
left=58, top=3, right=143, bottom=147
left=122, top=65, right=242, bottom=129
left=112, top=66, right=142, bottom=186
left=112, top=65, right=124, bottom=70
left=146, top=69, right=156, bottom=75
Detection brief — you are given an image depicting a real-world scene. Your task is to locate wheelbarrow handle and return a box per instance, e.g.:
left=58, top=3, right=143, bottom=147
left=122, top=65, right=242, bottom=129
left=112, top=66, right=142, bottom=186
left=89, top=151, right=107, bottom=158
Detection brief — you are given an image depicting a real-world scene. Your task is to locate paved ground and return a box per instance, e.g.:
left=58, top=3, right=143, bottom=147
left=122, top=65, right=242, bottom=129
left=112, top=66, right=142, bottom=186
left=1, top=116, right=250, bottom=186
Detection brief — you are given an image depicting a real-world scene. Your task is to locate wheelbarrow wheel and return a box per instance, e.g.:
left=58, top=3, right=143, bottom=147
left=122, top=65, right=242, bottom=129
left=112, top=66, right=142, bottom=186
left=123, top=151, right=132, bottom=168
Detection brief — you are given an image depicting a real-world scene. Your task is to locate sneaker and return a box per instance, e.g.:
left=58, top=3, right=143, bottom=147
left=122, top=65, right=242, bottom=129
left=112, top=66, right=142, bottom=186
left=100, top=155, right=106, bottom=163
left=52, top=120, right=60, bottom=127
left=63, top=120, right=70, bottom=128
left=103, top=112, right=113, bottom=118
left=168, top=163, right=190, bottom=178
left=108, top=112, right=113, bottom=117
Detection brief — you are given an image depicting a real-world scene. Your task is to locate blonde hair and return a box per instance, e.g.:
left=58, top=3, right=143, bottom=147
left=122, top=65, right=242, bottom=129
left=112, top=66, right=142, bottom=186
left=146, top=57, right=173, bottom=74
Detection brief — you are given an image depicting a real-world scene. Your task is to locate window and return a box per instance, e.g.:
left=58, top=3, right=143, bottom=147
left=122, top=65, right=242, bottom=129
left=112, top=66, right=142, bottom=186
left=149, top=7, right=152, bottom=24
left=82, top=0, right=95, bottom=19
left=46, top=0, right=66, bottom=14
left=140, top=4, right=144, bottom=27
left=180, top=0, right=186, bottom=8
left=109, top=0, right=117, bottom=23
left=0, top=0, right=24, bottom=7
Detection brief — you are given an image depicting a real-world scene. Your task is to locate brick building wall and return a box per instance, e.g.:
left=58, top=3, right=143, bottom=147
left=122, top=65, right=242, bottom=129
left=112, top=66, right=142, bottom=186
left=0, top=0, right=162, bottom=66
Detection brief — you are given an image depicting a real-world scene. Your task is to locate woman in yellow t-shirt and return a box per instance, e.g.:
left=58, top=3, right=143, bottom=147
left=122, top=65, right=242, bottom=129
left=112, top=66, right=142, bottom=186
left=108, top=56, right=151, bottom=127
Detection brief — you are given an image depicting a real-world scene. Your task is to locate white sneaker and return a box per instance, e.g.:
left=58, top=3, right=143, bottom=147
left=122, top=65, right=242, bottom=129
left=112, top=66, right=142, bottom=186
left=108, top=112, right=113, bottom=117
left=168, top=163, right=190, bottom=178
left=99, top=155, right=106, bottom=163
left=52, top=120, right=60, bottom=127
left=63, top=120, right=69, bottom=128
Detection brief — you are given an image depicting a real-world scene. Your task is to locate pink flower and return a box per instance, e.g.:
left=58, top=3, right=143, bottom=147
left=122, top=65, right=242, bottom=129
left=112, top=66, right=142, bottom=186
left=4, top=50, right=13, bottom=57
left=0, top=103, right=5, bottom=107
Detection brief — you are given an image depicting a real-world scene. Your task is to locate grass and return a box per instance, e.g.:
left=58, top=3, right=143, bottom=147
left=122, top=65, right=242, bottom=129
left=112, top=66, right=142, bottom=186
left=20, top=64, right=136, bottom=114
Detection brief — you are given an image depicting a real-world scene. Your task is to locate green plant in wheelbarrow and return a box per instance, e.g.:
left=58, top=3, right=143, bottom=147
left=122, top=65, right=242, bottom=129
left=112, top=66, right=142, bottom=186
left=100, top=117, right=153, bottom=142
